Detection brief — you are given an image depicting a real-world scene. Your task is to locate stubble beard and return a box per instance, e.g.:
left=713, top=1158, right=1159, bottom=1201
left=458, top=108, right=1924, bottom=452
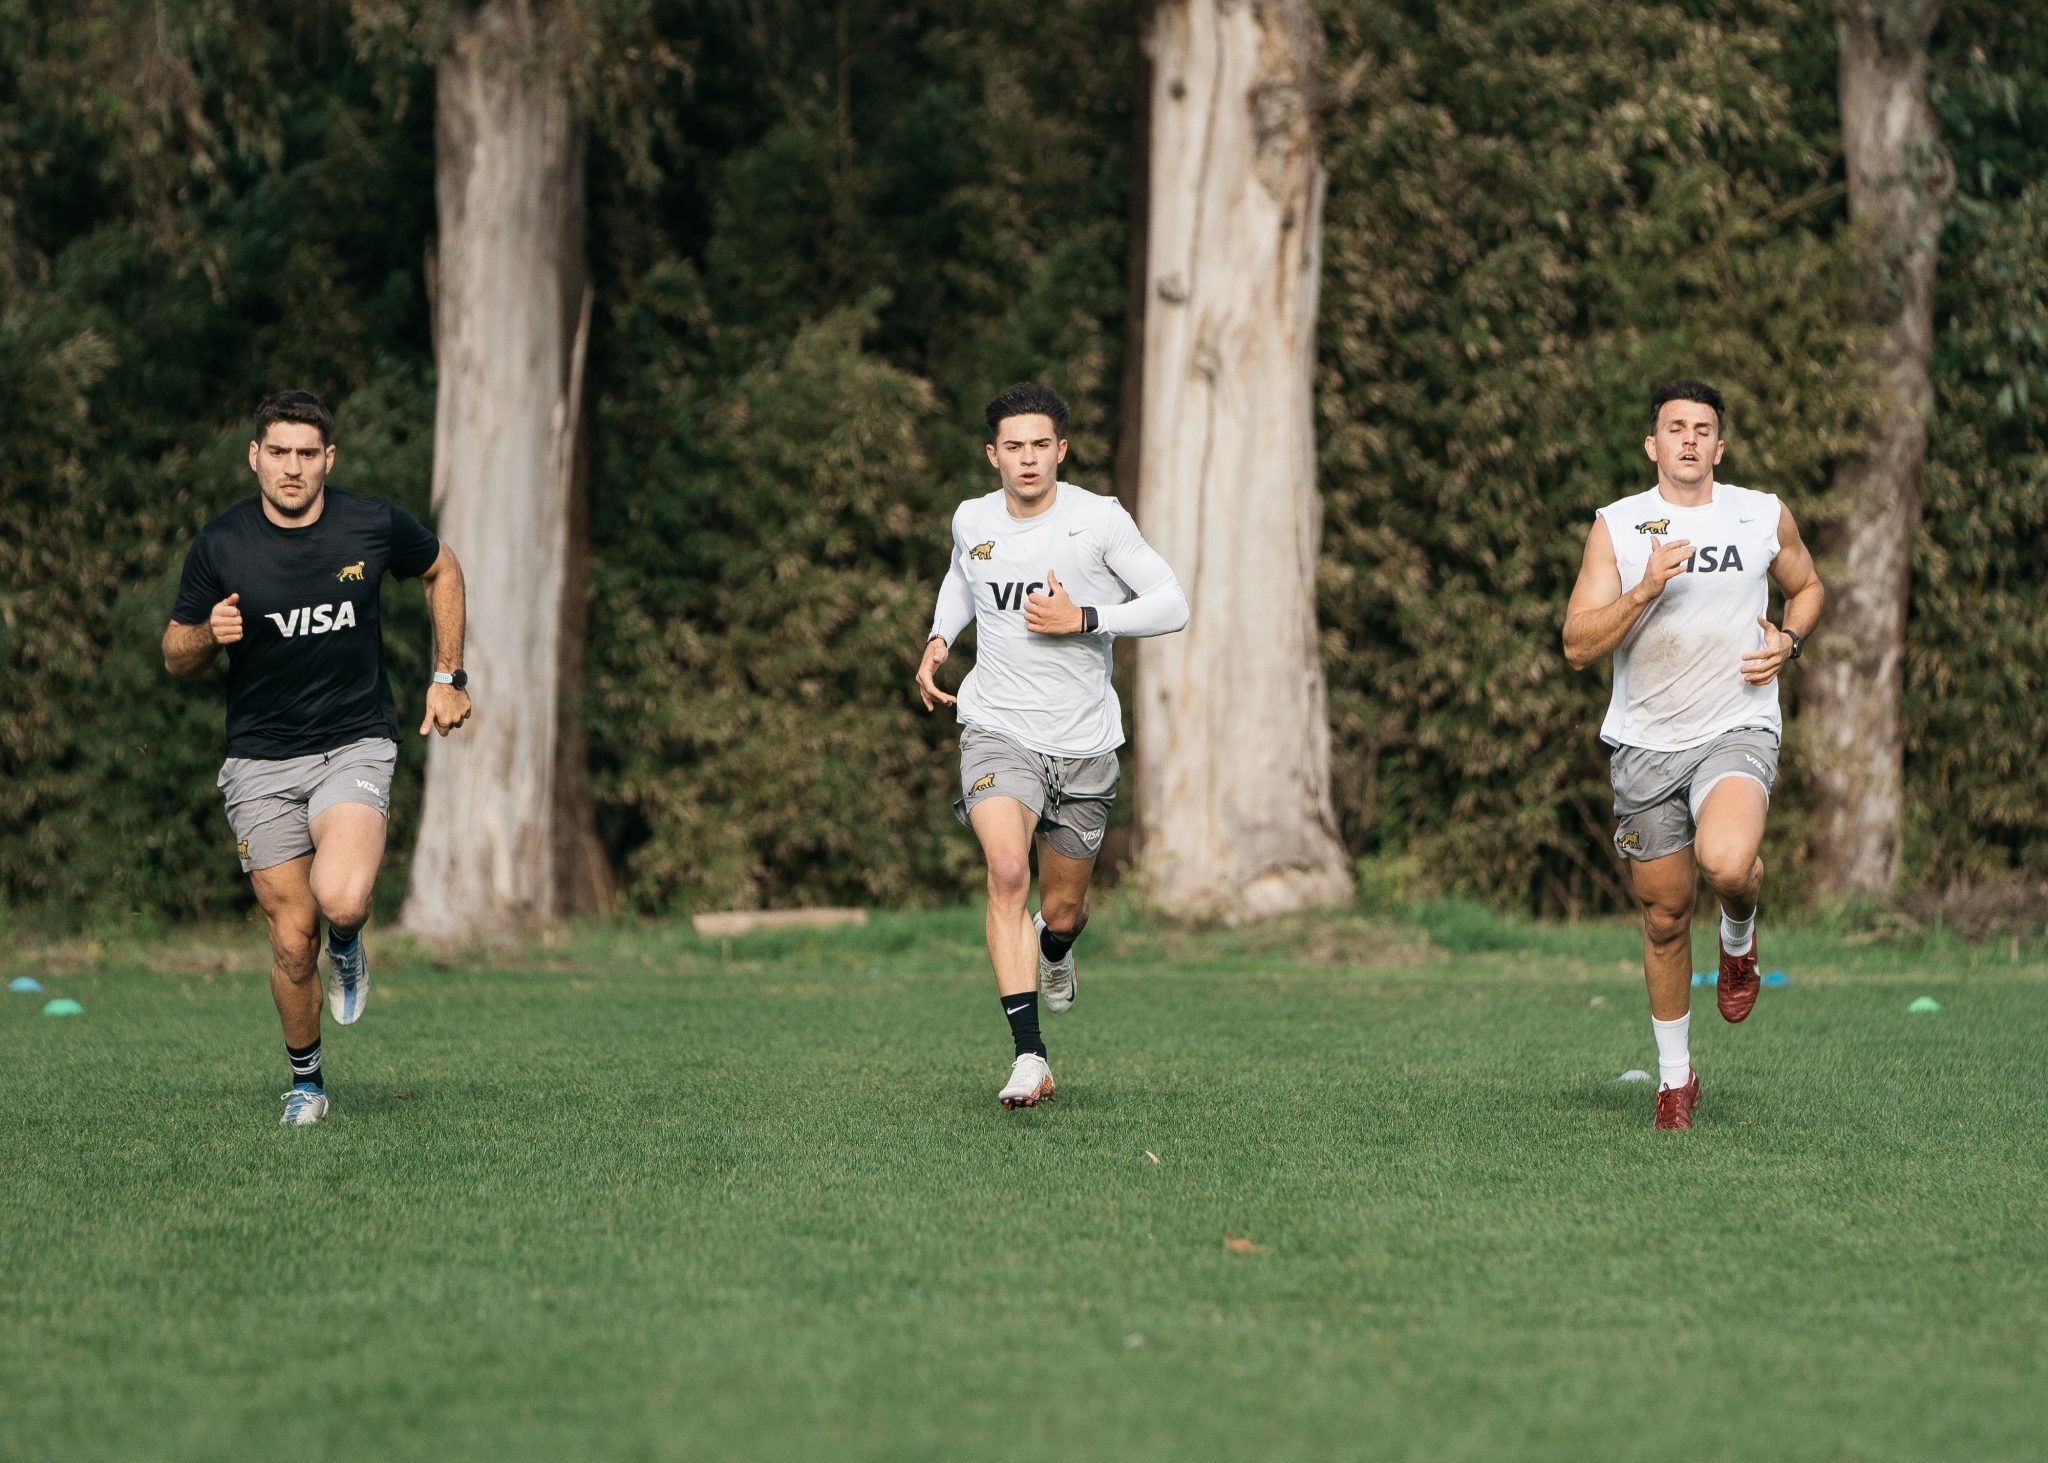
left=264, top=478, right=323, bottom=521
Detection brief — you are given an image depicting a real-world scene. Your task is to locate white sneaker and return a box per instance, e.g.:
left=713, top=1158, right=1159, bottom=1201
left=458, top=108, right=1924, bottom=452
left=325, top=936, right=369, bottom=1025
left=280, top=1085, right=330, bottom=1126
left=998, top=1052, right=1056, bottom=1109
left=1034, top=913, right=1078, bottom=1013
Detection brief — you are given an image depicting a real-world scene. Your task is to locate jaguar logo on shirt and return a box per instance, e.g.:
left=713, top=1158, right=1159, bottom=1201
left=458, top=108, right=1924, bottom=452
left=337, top=560, right=366, bottom=581
left=968, top=540, right=995, bottom=560
left=1635, top=518, right=1672, bottom=535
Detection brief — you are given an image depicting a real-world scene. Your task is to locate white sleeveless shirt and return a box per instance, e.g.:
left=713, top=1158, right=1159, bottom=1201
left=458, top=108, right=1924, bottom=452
left=1595, top=481, right=1782, bottom=751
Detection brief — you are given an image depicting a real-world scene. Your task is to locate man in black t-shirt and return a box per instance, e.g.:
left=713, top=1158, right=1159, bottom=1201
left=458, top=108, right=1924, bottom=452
left=165, top=390, right=472, bottom=1126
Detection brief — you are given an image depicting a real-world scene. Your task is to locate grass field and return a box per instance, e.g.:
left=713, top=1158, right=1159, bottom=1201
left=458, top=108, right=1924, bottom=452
left=3, top=900, right=2045, bottom=1462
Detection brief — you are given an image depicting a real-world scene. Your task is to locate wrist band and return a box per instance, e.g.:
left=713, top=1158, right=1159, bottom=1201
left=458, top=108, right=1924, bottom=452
left=1082, top=606, right=1099, bottom=634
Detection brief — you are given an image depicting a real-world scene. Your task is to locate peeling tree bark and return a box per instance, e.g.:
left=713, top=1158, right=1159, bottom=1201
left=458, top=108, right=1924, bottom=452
left=1133, top=0, right=1352, bottom=921
left=1805, top=0, right=1949, bottom=901
left=1114, top=15, right=1154, bottom=516
left=402, top=0, right=611, bottom=940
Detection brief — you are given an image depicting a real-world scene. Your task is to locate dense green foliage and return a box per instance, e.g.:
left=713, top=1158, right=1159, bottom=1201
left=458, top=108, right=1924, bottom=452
left=581, top=2, right=1137, bottom=909
left=1910, top=3, right=2048, bottom=884
left=1317, top=0, right=1869, bottom=913
left=3, top=1, right=2044, bottom=927
left=0, top=3, right=439, bottom=925
left=6, top=911, right=2047, bottom=1459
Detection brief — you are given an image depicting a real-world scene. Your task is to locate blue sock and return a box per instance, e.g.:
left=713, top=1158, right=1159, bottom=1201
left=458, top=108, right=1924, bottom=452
left=328, top=927, right=360, bottom=955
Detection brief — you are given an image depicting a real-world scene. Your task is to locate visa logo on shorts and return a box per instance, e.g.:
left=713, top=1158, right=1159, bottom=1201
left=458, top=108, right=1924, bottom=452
left=265, top=602, right=359, bottom=638
left=991, top=582, right=1045, bottom=610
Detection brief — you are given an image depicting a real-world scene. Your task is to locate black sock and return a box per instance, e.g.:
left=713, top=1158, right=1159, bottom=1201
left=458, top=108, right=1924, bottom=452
left=1000, top=992, right=1046, bottom=1058
left=1038, top=921, right=1076, bottom=962
left=287, top=1039, right=323, bottom=1090
left=328, top=926, right=359, bottom=954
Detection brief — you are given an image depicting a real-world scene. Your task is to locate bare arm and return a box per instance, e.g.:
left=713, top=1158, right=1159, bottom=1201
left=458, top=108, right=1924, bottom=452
left=417, top=544, right=472, bottom=736
left=1740, top=502, right=1826, bottom=687
left=162, top=593, right=243, bottom=676
left=1562, top=519, right=1694, bottom=670
left=1770, top=501, right=1824, bottom=639
left=418, top=543, right=466, bottom=672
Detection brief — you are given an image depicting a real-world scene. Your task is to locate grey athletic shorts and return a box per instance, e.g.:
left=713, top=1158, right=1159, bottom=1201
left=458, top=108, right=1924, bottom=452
left=218, top=736, right=397, bottom=873
left=1610, top=727, right=1780, bottom=862
left=954, top=725, right=1119, bottom=861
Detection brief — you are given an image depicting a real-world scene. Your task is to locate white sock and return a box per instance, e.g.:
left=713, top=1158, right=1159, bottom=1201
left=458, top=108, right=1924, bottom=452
left=1719, top=905, right=1756, bottom=956
left=1652, top=1014, right=1691, bottom=1091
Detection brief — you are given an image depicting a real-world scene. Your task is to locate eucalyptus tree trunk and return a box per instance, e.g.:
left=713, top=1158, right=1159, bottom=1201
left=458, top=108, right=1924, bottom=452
left=1804, top=0, right=1949, bottom=902
left=402, top=0, right=611, bottom=940
left=1132, top=0, right=1351, bottom=921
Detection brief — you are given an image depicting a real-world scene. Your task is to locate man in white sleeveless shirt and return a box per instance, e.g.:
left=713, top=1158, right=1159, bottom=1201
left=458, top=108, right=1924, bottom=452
left=1563, top=381, right=1824, bottom=1130
left=916, top=384, right=1189, bottom=1109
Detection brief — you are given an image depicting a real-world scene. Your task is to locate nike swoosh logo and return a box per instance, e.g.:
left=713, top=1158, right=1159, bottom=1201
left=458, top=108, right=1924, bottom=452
left=1068, top=528, right=1087, bottom=536
left=1004, top=1002, right=1031, bottom=1015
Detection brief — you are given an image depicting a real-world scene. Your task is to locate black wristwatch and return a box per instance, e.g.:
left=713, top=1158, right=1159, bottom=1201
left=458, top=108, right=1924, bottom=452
left=432, top=669, right=469, bottom=691
left=1784, top=629, right=1802, bottom=660
left=1081, top=606, right=1099, bottom=634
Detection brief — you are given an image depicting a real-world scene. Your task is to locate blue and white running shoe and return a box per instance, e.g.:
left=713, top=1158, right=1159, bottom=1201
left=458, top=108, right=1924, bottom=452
left=325, top=935, right=369, bottom=1025
left=280, top=1084, right=330, bottom=1126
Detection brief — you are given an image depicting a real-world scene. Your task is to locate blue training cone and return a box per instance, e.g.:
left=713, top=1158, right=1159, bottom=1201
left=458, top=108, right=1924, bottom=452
left=9, top=976, right=44, bottom=993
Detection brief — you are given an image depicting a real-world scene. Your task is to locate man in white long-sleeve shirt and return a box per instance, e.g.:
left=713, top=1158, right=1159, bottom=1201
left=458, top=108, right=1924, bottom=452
left=916, top=383, right=1189, bottom=1109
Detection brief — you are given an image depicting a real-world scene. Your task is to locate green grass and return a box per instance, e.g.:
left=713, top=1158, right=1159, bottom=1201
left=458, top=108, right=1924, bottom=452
left=3, top=903, right=2045, bottom=1462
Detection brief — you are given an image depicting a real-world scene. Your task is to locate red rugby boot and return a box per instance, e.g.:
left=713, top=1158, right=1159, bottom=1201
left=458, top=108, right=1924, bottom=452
left=1717, top=935, right=1760, bottom=1023
left=1654, top=1069, right=1701, bottom=1131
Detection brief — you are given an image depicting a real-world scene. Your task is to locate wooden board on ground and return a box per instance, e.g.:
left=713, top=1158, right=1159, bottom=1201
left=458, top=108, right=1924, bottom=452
left=691, top=908, right=869, bottom=938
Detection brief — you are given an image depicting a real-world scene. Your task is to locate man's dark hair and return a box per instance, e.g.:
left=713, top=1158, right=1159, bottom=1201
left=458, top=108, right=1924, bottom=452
left=984, top=382, right=1069, bottom=441
left=1648, top=379, right=1725, bottom=434
left=254, top=390, right=334, bottom=445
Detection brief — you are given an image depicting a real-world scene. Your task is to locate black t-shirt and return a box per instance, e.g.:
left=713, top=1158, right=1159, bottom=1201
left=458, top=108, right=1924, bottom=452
left=171, top=488, right=441, bottom=759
